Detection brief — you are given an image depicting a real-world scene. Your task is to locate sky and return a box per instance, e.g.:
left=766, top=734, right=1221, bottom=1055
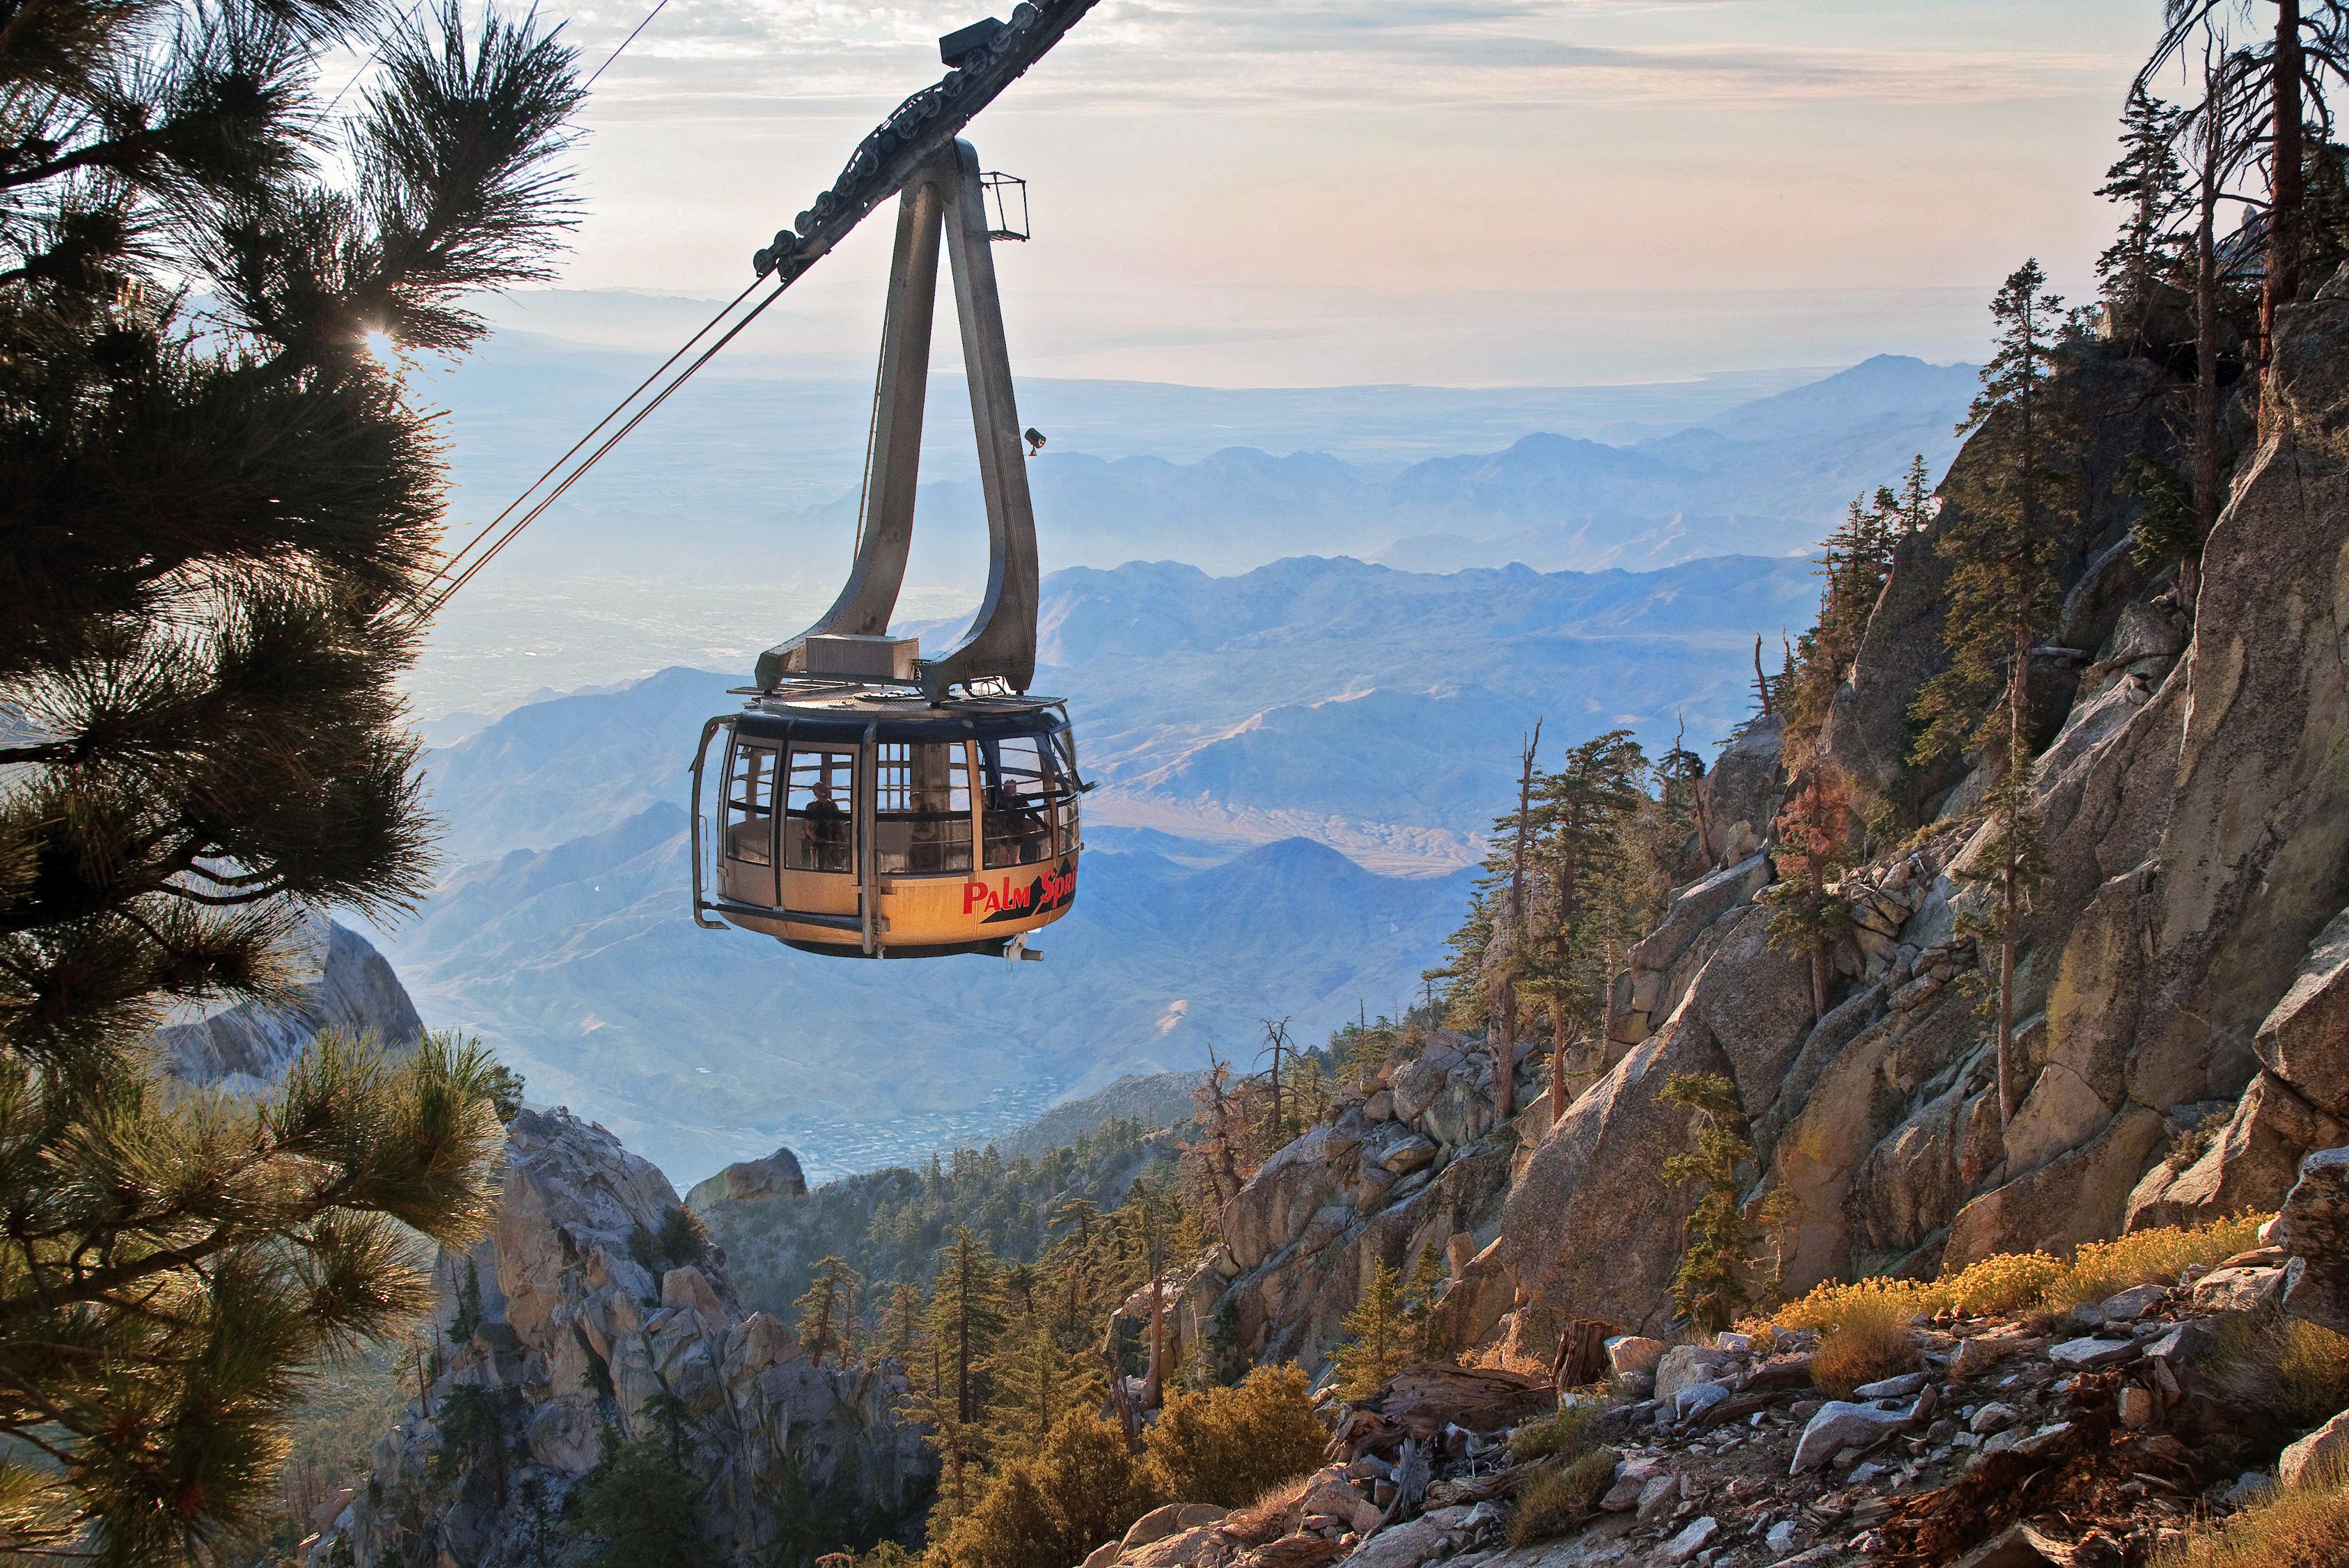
left=347, top=0, right=2176, bottom=388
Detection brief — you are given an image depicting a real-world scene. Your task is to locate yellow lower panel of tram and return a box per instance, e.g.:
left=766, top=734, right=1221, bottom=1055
left=728, top=851, right=1079, bottom=953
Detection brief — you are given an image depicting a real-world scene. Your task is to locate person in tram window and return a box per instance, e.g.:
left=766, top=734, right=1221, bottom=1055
left=995, top=782, right=1050, bottom=865
left=906, top=785, right=946, bottom=874
left=803, top=780, right=850, bottom=872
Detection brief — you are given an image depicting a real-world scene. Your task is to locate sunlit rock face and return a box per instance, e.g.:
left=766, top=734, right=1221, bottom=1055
left=327, top=1108, right=932, bottom=1568
left=152, top=916, right=425, bottom=1090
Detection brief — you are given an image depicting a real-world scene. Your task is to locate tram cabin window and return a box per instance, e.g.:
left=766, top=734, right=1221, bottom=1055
left=982, top=734, right=1070, bottom=868
left=784, top=748, right=856, bottom=874
left=1050, top=727, right=1081, bottom=852
left=874, top=742, right=973, bottom=875
left=725, top=745, right=778, bottom=865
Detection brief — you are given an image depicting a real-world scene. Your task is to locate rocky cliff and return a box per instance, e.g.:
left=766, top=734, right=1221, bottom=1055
left=152, top=915, right=425, bottom=1089
left=1180, top=264, right=2349, bottom=1390
left=313, top=1108, right=932, bottom=1568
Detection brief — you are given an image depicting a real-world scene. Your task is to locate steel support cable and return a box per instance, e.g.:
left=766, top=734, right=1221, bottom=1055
left=414, top=275, right=789, bottom=618
left=583, top=0, right=669, bottom=88
left=849, top=274, right=894, bottom=558
left=333, top=0, right=670, bottom=113
left=419, top=273, right=766, bottom=599
left=416, top=0, right=1104, bottom=616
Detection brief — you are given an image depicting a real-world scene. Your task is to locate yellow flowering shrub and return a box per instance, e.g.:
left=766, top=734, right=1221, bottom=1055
left=1747, top=1213, right=2273, bottom=1338
left=1935, top=1250, right=2064, bottom=1317
left=1759, top=1276, right=1930, bottom=1334
left=2055, top=1214, right=2268, bottom=1307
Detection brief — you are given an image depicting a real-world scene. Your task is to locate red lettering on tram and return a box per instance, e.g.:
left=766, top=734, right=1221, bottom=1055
left=961, top=862, right=1077, bottom=923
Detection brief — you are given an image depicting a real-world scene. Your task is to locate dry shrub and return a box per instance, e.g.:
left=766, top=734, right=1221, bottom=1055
left=2206, top=1310, right=2349, bottom=1434
left=1221, top=1474, right=1314, bottom=1547
left=1811, top=1292, right=1919, bottom=1399
left=1143, top=1365, right=1327, bottom=1507
left=1506, top=1448, right=1617, bottom=1548
left=1507, top=1400, right=1604, bottom=1465
left=2151, top=1456, right=2349, bottom=1568
left=2053, top=1214, right=2268, bottom=1308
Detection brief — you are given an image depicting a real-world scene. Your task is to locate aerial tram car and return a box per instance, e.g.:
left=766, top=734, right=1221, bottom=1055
left=418, top=5, right=1100, bottom=960
left=684, top=12, right=1093, bottom=960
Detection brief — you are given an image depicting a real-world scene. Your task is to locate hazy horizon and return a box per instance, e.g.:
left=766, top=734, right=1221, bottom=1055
left=342, top=1, right=2159, bottom=389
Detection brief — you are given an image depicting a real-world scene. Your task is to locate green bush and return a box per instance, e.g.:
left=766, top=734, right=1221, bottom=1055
left=933, top=1416, right=1159, bottom=1568
left=572, top=1438, right=723, bottom=1568
left=1507, top=1448, right=1617, bottom=1548
left=1143, top=1365, right=1327, bottom=1506
left=631, top=1207, right=710, bottom=1274
left=1507, top=1401, right=1604, bottom=1466
left=2206, top=1310, right=2349, bottom=1434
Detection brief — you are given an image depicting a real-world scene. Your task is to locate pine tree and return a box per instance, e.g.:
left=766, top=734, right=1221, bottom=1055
left=1912, top=259, right=2072, bottom=1132
left=910, top=1232, right=1007, bottom=1535
left=929, top=1232, right=1007, bottom=1429
left=438, top=1384, right=513, bottom=1508
left=0, top=0, right=579, bottom=1550
left=1398, top=1245, right=1452, bottom=1365
left=1427, top=887, right=1498, bottom=1029
left=641, top=1390, right=696, bottom=1470
left=1252, top=1018, right=1298, bottom=1146
left=2096, top=85, right=2190, bottom=338
left=1658, top=1074, right=1757, bottom=1333
left=1785, top=480, right=1908, bottom=761
left=1522, top=730, right=1649, bottom=1118
left=574, top=1438, right=724, bottom=1568
left=1656, top=714, right=1711, bottom=877
left=796, top=1256, right=863, bottom=1367
left=2142, top=1, right=2349, bottom=379
left=1187, top=1053, right=1248, bottom=1210
left=1759, top=767, right=1859, bottom=1019
left=1893, top=454, right=1935, bottom=535
left=985, top=1310, right=1104, bottom=1462
left=1328, top=1262, right=1411, bottom=1401
left=881, top=1280, right=926, bottom=1366
left=1490, top=726, right=1541, bottom=1124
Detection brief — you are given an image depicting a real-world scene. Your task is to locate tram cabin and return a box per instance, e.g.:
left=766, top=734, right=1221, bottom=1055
left=693, top=682, right=1080, bottom=958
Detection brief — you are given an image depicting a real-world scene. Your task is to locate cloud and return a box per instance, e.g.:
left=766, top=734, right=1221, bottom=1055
left=558, top=0, right=2133, bottom=117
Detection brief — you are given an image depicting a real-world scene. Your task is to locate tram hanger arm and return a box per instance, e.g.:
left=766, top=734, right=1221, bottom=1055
left=749, top=1, right=1099, bottom=288
left=414, top=3, right=1098, bottom=619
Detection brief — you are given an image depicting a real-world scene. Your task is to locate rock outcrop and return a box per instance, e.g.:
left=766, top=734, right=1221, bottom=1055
left=153, top=916, right=424, bottom=1088
left=321, top=1109, right=931, bottom=1568
left=687, top=1145, right=810, bottom=1209
left=1186, top=267, right=2349, bottom=1390
left=1564, top=276, right=2349, bottom=1297
left=1175, top=1036, right=1525, bottom=1377
left=1126, top=1251, right=2339, bottom=1568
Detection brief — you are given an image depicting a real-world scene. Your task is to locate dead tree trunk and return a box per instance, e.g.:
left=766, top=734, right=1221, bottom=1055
left=1494, top=725, right=1539, bottom=1126
left=2264, top=0, right=2305, bottom=387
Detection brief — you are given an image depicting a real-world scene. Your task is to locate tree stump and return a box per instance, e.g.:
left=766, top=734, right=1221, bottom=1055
left=1553, top=1317, right=1614, bottom=1389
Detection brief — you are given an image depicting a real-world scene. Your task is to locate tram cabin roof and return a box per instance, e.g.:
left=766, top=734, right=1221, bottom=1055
left=730, top=679, right=1069, bottom=747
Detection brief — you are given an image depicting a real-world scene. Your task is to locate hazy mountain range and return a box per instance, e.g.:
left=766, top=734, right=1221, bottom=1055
left=429, top=345, right=1972, bottom=589
left=382, top=323, right=1961, bottom=1183
left=384, top=551, right=1813, bottom=1182
left=402, top=329, right=1973, bottom=725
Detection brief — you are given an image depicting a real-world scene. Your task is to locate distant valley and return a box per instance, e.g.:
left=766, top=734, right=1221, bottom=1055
left=385, top=551, right=1814, bottom=1184
left=389, top=334, right=1936, bottom=1184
